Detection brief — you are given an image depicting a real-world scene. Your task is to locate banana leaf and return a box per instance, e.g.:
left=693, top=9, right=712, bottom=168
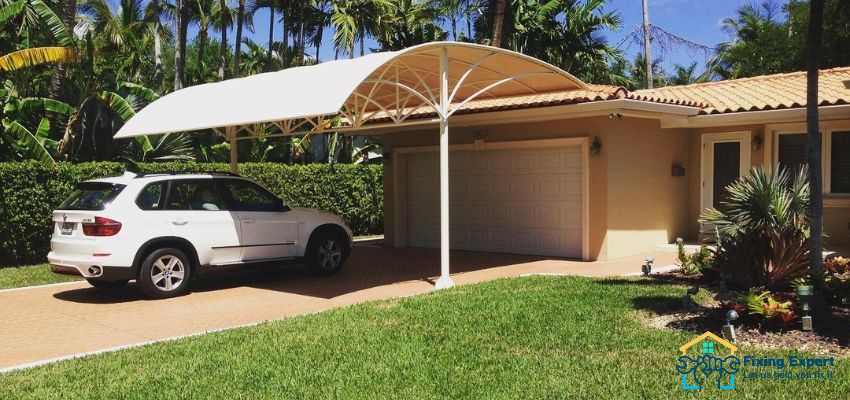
left=0, top=46, right=76, bottom=71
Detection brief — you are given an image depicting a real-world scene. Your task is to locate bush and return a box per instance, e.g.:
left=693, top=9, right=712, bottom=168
left=0, top=161, right=383, bottom=266
left=824, top=256, right=850, bottom=305
left=700, top=166, right=811, bottom=290
left=675, top=238, right=713, bottom=276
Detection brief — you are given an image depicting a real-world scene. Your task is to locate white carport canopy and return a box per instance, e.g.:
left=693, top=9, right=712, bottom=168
left=114, top=41, right=588, bottom=289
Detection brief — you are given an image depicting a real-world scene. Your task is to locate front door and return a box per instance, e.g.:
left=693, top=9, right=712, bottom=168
left=701, top=132, right=751, bottom=212
left=218, top=179, right=299, bottom=261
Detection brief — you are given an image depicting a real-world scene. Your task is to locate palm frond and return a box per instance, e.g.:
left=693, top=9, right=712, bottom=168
left=0, top=0, right=24, bottom=27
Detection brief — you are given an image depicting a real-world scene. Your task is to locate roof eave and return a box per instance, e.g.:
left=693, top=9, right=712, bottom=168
left=660, top=104, right=850, bottom=129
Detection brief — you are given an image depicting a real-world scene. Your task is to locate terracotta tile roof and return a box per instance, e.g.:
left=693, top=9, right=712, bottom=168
left=367, top=84, right=627, bottom=123
left=629, top=67, right=850, bottom=114
left=365, top=67, right=850, bottom=124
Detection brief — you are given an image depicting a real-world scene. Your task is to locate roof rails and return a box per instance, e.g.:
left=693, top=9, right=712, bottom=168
left=132, top=171, right=241, bottom=178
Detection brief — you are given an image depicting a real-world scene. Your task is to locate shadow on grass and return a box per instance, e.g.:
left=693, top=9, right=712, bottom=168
left=630, top=295, right=682, bottom=315
left=594, top=277, right=690, bottom=287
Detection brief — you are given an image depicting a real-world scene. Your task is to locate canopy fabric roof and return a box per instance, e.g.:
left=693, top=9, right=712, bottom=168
left=114, top=42, right=587, bottom=139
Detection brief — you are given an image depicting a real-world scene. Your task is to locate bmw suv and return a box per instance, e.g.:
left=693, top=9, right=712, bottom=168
left=48, top=172, right=353, bottom=298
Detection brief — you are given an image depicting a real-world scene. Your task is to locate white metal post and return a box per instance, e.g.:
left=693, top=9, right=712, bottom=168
left=435, top=46, right=455, bottom=290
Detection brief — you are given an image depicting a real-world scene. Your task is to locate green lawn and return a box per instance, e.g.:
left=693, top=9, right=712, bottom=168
left=0, top=263, right=79, bottom=289
left=1, top=277, right=846, bottom=399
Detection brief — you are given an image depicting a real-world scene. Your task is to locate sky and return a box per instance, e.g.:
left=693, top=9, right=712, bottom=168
left=191, top=0, right=790, bottom=75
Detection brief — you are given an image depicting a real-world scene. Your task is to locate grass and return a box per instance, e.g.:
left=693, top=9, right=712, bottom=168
left=1, top=276, right=846, bottom=399
left=0, top=263, right=79, bottom=289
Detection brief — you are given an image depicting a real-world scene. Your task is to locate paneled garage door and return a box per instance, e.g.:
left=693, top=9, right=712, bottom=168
left=405, top=143, right=584, bottom=258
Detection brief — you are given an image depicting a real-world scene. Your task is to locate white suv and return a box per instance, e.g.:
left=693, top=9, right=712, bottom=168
left=48, top=172, right=353, bottom=298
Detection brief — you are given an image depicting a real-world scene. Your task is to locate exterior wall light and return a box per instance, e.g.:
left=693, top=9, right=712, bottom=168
left=641, top=256, right=654, bottom=275
left=723, top=310, right=739, bottom=342
left=751, top=135, right=763, bottom=151
left=590, top=137, right=602, bottom=158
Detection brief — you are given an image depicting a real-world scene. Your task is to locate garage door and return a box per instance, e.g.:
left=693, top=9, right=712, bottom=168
left=405, top=144, right=584, bottom=258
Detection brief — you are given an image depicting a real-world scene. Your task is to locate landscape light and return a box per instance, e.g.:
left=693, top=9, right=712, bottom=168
left=683, top=286, right=698, bottom=310
left=797, top=284, right=814, bottom=331
left=723, top=310, right=739, bottom=342
left=641, top=256, right=654, bottom=275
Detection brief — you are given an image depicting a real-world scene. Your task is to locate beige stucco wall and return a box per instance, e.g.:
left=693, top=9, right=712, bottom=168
left=685, top=121, right=850, bottom=248
left=381, top=115, right=692, bottom=261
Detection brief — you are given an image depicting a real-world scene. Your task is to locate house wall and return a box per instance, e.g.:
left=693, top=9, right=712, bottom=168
left=381, top=115, right=692, bottom=261
left=684, top=120, right=850, bottom=248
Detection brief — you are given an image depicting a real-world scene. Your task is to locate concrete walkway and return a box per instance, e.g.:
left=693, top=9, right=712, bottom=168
left=0, top=246, right=674, bottom=371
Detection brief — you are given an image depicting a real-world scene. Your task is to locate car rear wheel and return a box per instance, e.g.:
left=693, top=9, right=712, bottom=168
left=86, top=278, right=128, bottom=290
left=306, top=233, right=348, bottom=275
left=138, top=248, right=193, bottom=299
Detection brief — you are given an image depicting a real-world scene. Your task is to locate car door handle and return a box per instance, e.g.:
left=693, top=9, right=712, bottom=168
left=241, top=218, right=256, bottom=224
left=171, top=219, right=188, bottom=226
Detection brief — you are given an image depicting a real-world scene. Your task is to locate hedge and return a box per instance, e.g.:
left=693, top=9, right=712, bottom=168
left=0, top=161, right=383, bottom=266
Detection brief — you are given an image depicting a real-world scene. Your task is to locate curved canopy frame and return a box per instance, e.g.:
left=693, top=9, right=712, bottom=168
left=114, top=42, right=588, bottom=290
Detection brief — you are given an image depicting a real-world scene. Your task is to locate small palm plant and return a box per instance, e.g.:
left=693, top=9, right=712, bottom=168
left=700, top=166, right=811, bottom=290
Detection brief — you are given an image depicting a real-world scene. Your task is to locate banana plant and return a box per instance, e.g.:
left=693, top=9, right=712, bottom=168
left=0, top=0, right=77, bottom=71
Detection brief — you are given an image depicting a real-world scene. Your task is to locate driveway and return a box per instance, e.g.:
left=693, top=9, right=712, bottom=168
left=0, top=245, right=674, bottom=371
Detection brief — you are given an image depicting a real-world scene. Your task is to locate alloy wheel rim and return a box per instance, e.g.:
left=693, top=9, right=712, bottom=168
left=151, top=255, right=185, bottom=292
left=317, top=240, right=342, bottom=270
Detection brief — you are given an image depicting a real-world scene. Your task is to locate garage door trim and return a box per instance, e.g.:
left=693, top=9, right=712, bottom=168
left=392, top=137, right=590, bottom=260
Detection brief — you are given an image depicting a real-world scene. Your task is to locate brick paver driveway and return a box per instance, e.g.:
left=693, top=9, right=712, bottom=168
left=0, top=245, right=673, bottom=371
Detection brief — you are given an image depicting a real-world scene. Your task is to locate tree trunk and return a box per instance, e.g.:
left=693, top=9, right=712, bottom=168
left=298, top=20, right=305, bottom=65
left=218, top=0, right=228, bottom=80
left=197, top=28, right=208, bottom=82
left=451, top=16, right=457, bottom=40
left=153, top=18, right=163, bottom=93
left=807, top=0, right=825, bottom=275
left=234, top=0, right=245, bottom=78
left=491, top=0, right=506, bottom=47
left=266, top=3, right=274, bottom=71
left=174, top=0, right=186, bottom=90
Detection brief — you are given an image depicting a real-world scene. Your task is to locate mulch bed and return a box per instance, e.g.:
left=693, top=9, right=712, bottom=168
left=642, top=269, right=850, bottom=356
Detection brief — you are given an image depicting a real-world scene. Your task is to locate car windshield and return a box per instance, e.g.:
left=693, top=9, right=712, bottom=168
left=59, top=182, right=125, bottom=211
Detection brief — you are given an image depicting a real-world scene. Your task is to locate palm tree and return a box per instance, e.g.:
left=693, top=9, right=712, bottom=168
left=174, top=0, right=188, bottom=89
left=669, top=62, right=708, bottom=85
left=144, top=0, right=171, bottom=92
left=233, top=0, right=256, bottom=77
left=190, top=0, right=217, bottom=82
left=331, top=0, right=394, bottom=58
left=250, top=0, right=277, bottom=71
left=213, top=0, right=232, bottom=80
left=377, top=0, right=445, bottom=51
left=806, top=0, right=825, bottom=276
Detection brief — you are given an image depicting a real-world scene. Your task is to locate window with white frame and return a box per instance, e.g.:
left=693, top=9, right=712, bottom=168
left=774, top=130, right=850, bottom=194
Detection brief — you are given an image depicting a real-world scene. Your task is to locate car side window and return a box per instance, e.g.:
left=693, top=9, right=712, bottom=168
left=136, top=182, right=167, bottom=210
left=166, top=180, right=226, bottom=211
left=222, top=180, right=284, bottom=212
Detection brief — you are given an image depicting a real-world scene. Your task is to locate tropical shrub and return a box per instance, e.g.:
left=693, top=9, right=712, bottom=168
left=0, top=161, right=383, bottom=266
left=700, top=166, right=811, bottom=290
left=733, top=288, right=797, bottom=328
left=823, top=256, right=850, bottom=305
left=675, top=238, right=713, bottom=276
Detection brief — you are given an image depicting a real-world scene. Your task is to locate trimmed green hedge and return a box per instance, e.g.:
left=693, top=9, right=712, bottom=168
left=0, top=161, right=383, bottom=266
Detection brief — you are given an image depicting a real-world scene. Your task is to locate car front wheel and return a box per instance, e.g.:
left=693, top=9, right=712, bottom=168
left=138, top=248, right=193, bottom=299
left=306, top=233, right=348, bottom=275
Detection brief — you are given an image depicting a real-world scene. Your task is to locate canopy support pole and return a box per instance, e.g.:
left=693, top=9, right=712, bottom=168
left=228, top=126, right=237, bottom=174
left=435, top=46, right=454, bottom=290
